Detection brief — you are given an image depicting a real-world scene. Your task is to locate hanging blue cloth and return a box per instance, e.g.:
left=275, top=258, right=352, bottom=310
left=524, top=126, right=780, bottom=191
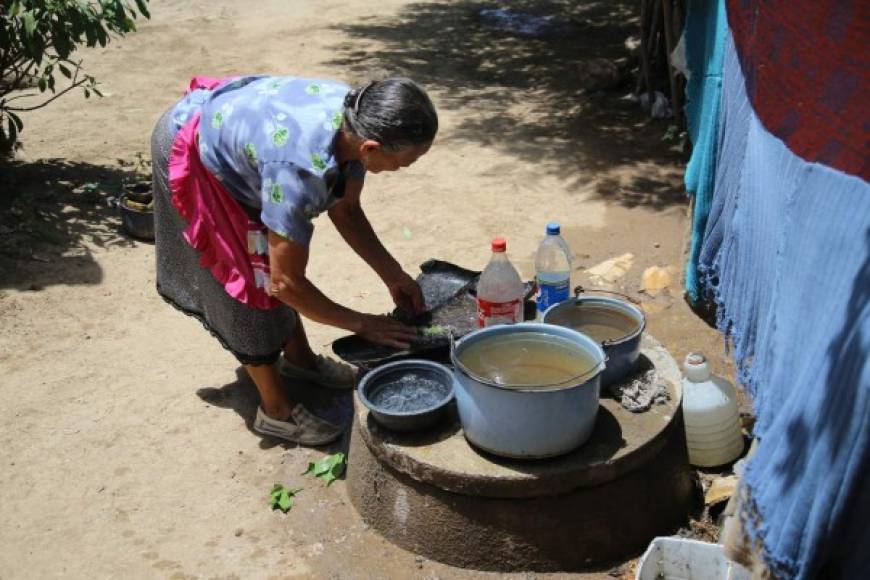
left=683, top=0, right=726, bottom=303
left=699, top=32, right=870, bottom=579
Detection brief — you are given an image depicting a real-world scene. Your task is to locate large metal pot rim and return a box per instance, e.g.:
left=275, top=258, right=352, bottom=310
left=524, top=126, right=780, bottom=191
left=357, top=359, right=455, bottom=417
left=451, top=323, right=606, bottom=393
left=542, top=296, right=646, bottom=346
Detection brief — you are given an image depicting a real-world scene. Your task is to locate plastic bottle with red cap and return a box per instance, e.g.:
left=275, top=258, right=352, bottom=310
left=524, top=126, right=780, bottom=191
left=476, top=237, right=524, bottom=327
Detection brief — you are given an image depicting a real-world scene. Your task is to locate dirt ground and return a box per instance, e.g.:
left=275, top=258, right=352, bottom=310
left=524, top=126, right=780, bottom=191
left=0, top=1, right=737, bottom=578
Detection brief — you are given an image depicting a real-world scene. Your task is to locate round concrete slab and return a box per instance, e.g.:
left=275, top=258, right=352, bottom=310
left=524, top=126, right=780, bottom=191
left=347, top=333, right=695, bottom=571
left=354, top=333, right=682, bottom=498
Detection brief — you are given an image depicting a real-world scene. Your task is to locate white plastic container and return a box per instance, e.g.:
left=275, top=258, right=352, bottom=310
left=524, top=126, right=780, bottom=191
left=636, top=537, right=750, bottom=580
left=534, top=221, right=572, bottom=319
left=681, top=352, right=745, bottom=467
left=476, top=237, right=524, bottom=327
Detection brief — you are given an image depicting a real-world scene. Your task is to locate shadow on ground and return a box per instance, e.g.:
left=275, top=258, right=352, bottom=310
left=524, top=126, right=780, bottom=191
left=196, top=367, right=354, bottom=455
left=327, top=0, right=686, bottom=209
left=0, top=158, right=146, bottom=290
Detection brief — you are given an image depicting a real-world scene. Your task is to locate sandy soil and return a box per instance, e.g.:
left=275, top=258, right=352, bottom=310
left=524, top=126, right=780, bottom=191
left=0, top=1, right=736, bottom=578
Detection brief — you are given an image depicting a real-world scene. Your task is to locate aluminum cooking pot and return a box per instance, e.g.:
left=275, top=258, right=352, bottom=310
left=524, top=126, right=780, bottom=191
left=450, top=323, right=606, bottom=459
left=543, top=288, right=645, bottom=387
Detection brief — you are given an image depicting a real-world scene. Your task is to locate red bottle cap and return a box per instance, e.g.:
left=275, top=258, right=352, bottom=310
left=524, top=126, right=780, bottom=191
left=491, top=237, right=507, bottom=252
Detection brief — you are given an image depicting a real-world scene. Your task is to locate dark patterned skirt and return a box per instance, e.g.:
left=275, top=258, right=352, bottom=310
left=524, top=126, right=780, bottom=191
left=151, top=109, right=298, bottom=365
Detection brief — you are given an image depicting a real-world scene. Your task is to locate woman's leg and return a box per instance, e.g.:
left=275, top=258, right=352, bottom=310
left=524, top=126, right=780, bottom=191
left=280, top=314, right=357, bottom=389
left=245, top=363, right=294, bottom=419
left=282, top=316, right=317, bottom=370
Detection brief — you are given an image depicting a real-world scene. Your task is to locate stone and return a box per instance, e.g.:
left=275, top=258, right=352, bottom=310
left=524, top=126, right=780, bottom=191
left=577, top=58, right=625, bottom=91
left=705, top=475, right=738, bottom=507
left=585, top=253, right=634, bottom=287
left=640, top=265, right=679, bottom=296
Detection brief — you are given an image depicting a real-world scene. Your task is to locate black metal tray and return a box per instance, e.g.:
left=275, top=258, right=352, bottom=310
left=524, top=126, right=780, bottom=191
left=332, top=259, right=535, bottom=370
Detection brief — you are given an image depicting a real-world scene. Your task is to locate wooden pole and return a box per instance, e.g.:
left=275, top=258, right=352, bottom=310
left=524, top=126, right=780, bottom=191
left=637, top=0, right=654, bottom=96
left=662, top=0, right=679, bottom=119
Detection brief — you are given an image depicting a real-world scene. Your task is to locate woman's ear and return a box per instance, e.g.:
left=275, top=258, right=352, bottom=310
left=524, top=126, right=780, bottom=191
left=360, top=139, right=382, bottom=155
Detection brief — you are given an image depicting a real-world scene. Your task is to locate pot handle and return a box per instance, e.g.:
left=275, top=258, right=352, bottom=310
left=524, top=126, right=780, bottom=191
left=574, top=285, right=644, bottom=308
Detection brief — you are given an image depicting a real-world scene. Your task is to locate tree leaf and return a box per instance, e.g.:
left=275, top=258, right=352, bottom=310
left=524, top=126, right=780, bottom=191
left=37, top=77, right=46, bottom=92
left=330, top=461, right=346, bottom=479
left=277, top=490, right=293, bottom=512
left=9, top=2, right=21, bottom=17
left=269, top=483, right=302, bottom=513
left=304, top=453, right=347, bottom=485
left=58, top=63, right=71, bottom=78
left=6, top=117, right=19, bottom=143
left=8, top=111, right=23, bottom=131
left=305, top=457, right=331, bottom=477
left=313, top=458, right=332, bottom=476
left=135, top=0, right=151, bottom=19
left=22, top=11, right=37, bottom=39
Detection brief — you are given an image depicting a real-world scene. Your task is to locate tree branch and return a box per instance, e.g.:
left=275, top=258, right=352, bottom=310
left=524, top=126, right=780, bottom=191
left=7, top=66, right=88, bottom=113
left=3, top=92, right=39, bottom=102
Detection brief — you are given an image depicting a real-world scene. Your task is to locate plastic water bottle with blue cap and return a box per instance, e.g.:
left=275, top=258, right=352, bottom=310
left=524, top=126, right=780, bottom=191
left=535, top=222, right=572, bottom=318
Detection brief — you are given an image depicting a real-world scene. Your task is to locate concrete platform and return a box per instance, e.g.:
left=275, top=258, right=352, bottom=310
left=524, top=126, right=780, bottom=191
left=347, top=334, right=695, bottom=571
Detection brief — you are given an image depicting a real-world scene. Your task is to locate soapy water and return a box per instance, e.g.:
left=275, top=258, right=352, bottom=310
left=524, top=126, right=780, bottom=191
left=368, top=374, right=450, bottom=413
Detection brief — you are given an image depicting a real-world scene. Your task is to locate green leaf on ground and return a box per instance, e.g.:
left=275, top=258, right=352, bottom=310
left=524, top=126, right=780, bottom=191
left=269, top=483, right=302, bottom=513
left=303, top=452, right=346, bottom=486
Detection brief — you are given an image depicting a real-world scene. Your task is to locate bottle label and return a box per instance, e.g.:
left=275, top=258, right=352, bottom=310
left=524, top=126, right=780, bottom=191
left=476, top=298, right=522, bottom=327
left=536, top=278, right=570, bottom=313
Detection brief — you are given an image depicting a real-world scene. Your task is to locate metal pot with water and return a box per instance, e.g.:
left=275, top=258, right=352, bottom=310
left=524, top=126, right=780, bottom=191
left=543, top=289, right=646, bottom=387
left=451, top=323, right=606, bottom=459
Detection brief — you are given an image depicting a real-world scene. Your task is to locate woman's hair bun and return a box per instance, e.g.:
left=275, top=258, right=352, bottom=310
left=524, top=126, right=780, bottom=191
left=343, top=89, right=359, bottom=109
left=341, top=78, right=438, bottom=151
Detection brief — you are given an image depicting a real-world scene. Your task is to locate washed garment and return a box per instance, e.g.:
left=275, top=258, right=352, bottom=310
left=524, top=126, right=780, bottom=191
left=683, top=0, right=727, bottom=303
left=726, top=0, right=869, bottom=180
left=699, top=29, right=870, bottom=579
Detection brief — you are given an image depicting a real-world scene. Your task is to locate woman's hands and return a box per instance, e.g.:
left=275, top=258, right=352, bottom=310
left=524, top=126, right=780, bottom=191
left=357, top=314, right=419, bottom=349
left=384, top=269, right=426, bottom=316
left=356, top=269, right=424, bottom=349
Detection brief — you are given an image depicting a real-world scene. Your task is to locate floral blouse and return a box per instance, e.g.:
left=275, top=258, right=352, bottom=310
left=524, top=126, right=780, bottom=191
left=171, top=75, right=365, bottom=245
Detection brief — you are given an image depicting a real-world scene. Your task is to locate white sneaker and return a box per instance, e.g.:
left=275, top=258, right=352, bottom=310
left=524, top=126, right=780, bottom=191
left=253, top=404, right=343, bottom=446
left=279, top=354, right=358, bottom=390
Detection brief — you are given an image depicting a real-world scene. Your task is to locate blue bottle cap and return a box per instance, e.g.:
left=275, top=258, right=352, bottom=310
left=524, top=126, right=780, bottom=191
left=546, top=222, right=560, bottom=235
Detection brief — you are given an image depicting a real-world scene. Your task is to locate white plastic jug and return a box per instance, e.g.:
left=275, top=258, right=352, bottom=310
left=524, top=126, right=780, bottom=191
left=681, top=352, right=744, bottom=467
